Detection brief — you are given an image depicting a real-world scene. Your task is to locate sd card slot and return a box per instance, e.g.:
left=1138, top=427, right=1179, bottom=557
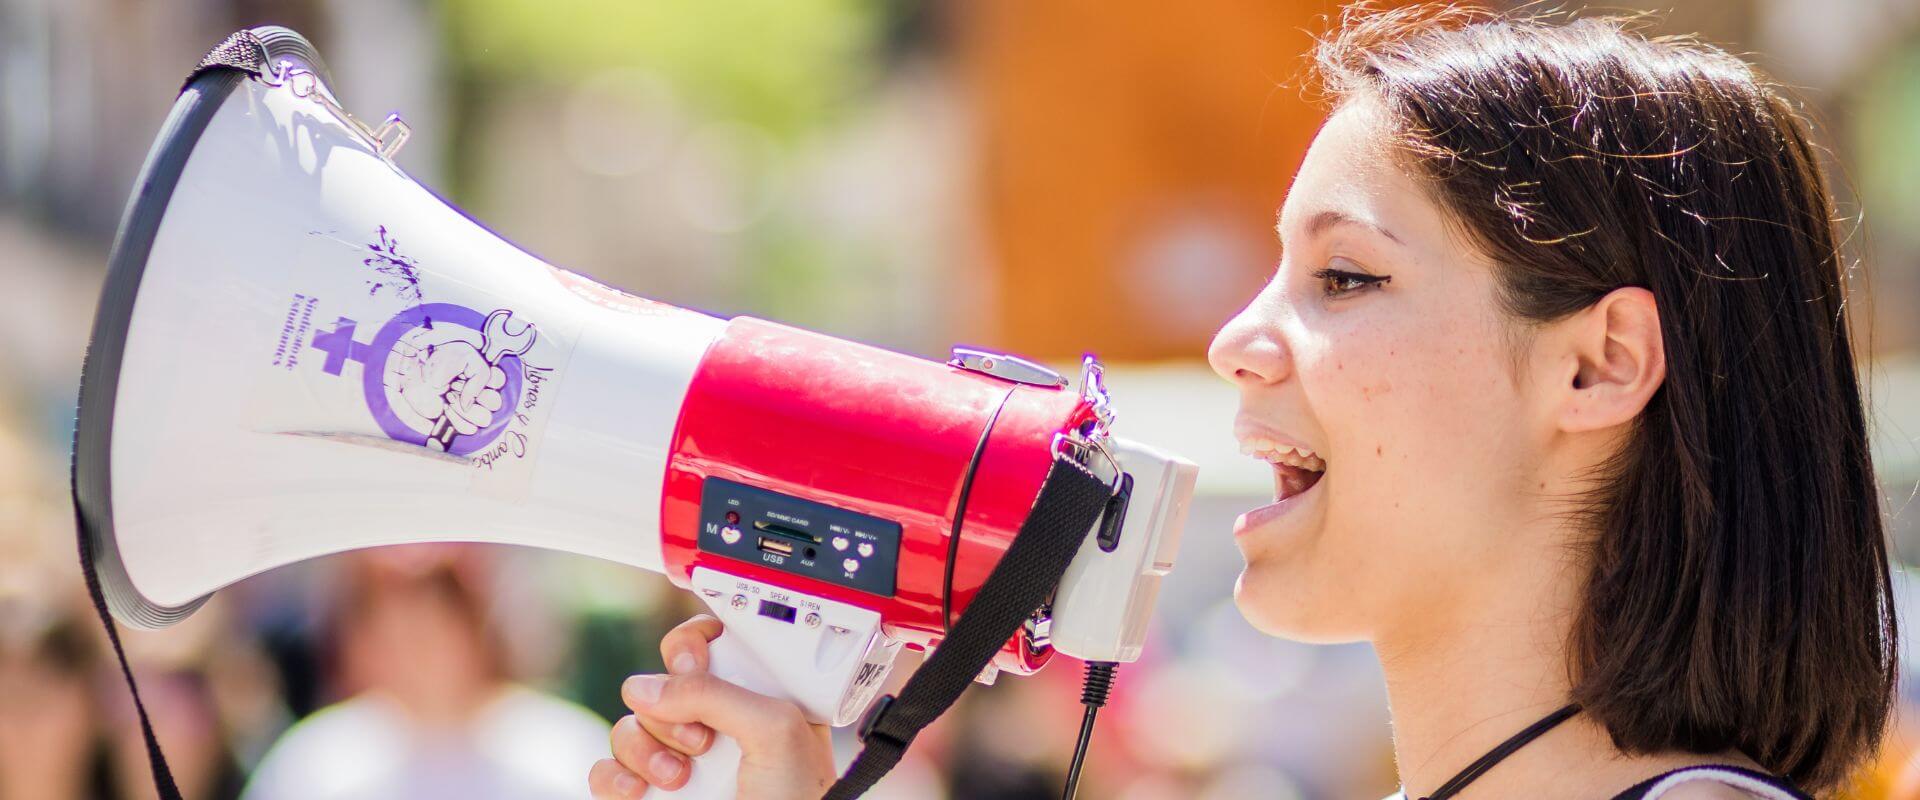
left=752, top=520, right=819, bottom=544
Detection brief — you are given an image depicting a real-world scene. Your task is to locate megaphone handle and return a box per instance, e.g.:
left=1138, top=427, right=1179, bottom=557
left=641, top=631, right=773, bottom=799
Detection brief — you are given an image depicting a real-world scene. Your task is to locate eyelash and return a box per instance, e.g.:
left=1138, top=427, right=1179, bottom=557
left=1310, top=267, right=1391, bottom=298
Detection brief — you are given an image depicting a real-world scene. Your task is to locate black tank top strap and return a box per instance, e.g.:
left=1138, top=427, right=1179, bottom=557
left=1609, top=765, right=1809, bottom=800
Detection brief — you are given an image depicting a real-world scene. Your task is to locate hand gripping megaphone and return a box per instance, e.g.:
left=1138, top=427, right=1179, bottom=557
left=72, top=28, right=1197, bottom=798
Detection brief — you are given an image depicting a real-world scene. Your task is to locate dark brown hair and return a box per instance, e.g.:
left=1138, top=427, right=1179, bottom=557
left=1313, top=4, right=1894, bottom=791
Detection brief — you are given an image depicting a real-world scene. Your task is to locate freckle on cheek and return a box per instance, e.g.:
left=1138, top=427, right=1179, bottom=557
left=1376, top=445, right=1384, bottom=457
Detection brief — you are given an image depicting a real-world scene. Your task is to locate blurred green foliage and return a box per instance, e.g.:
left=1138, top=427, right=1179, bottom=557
left=1856, top=46, right=1920, bottom=253
left=445, top=0, right=886, bottom=140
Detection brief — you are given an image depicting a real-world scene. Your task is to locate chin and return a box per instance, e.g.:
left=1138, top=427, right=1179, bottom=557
left=1232, top=562, right=1369, bottom=645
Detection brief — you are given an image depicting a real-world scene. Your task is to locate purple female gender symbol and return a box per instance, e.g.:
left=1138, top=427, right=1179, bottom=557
left=358, top=303, right=523, bottom=457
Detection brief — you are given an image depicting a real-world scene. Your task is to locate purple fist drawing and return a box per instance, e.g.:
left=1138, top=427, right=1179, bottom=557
left=380, top=309, right=537, bottom=452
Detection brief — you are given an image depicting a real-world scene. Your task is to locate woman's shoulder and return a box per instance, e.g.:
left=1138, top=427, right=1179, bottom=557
left=1652, top=781, right=1774, bottom=799
left=1609, top=765, right=1810, bottom=800
left=1378, top=766, right=1806, bottom=800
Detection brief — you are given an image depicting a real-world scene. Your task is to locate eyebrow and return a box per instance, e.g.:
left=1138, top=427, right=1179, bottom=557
left=1277, top=209, right=1405, bottom=249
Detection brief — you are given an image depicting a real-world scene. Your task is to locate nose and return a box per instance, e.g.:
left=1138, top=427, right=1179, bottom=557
left=1208, top=299, right=1292, bottom=387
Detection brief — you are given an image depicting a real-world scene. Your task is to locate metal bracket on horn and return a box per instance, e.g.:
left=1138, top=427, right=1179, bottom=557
left=258, top=59, right=412, bottom=161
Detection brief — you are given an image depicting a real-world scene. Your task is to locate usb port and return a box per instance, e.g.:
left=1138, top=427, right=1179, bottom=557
left=757, top=536, right=794, bottom=557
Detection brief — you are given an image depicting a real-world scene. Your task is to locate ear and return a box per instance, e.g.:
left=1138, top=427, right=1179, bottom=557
left=1551, top=287, right=1666, bottom=433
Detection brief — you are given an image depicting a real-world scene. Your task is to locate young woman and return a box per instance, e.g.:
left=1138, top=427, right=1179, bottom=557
left=589, top=5, right=1896, bottom=798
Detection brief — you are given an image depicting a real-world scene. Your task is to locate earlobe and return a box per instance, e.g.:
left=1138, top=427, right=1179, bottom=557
left=1559, top=287, right=1665, bottom=433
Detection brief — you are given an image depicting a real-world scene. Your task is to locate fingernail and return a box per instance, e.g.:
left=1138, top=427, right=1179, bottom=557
left=670, top=652, right=697, bottom=674
left=650, top=750, right=684, bottom=783
left=612, top=771, right=641, bottom=797
left=623, top=674, right=664, bottom=705
left=674, top=723, right=709, bottom=749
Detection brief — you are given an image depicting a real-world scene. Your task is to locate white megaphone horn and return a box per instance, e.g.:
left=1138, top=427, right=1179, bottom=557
left=73, top=27, right=1196, bottom=799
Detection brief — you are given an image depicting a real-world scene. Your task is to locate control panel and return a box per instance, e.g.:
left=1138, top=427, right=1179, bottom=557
left=697, top=477, right=901, bottom=597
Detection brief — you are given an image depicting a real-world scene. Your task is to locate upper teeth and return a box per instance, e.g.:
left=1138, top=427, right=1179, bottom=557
left=1240, top=437, right=1326, bottom=472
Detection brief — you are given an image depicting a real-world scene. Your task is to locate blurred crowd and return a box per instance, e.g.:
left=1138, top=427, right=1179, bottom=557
left=6, top=0, right=1920, bottom=798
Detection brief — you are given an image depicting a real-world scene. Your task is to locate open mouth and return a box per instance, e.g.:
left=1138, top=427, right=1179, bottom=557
left=1240, top=438, right=1326, bottom=502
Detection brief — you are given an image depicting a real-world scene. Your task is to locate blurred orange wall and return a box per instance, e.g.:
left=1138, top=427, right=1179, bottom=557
left=958, top=1, right=1365, bottom=361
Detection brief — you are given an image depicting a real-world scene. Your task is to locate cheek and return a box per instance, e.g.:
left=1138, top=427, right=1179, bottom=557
left=1308, top=314, right=1525, bottom=515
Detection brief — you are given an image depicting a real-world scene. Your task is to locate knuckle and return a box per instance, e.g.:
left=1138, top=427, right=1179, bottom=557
left=587, top=759, right=624, bottom=799
left=672, top=672, right=714, bottom=705
left=648, top=750, right=690, bottom=788
left=668, top=619, right=708, bottom=640
left=767, top=702, right=811, bottom=739
left=677, top=614, right=721, bottom=636
left=611, top=716, right=659, bottom=765
left=587, top=762, right=606, bottom=791
left=609, top=715, right=635, bottom=747
left=608, top=716, right=631, bottom=750
left=622, top=674, right=667, bottom=712
left=667, top=722, right=713, bottom=755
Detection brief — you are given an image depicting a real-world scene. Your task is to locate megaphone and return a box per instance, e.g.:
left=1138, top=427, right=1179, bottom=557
left=73, top=27, right=1196, bottom=798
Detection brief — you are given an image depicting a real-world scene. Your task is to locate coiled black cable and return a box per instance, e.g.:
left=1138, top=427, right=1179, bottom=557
left=1061, top=661, right=1117, bottom=800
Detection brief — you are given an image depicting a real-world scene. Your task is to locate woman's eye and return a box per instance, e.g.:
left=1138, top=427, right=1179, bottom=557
left=1311, top=266, right=1391, bottom=298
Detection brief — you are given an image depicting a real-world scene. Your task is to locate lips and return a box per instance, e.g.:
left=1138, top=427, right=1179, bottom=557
left=1233, top=479, right=1322, bottom=540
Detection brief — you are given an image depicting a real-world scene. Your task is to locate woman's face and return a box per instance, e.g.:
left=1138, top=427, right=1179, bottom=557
left=1209, top=99, right=1555, bottom=643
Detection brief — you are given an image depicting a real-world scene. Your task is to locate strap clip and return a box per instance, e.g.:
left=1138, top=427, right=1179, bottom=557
left=856, top=694, right=899, bottom=744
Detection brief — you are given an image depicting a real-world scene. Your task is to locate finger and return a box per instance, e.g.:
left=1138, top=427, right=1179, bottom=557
left=446, top=396, right=486, bottom=429
left=448, top=411, right=481, bottom=435
left=476, top=387, right=503, bottom=413
left=644, top=615, right=721, bottom=756
left=660, top=614, right=725, bottom=675
left=610, top=714, right=690, bottom=791
left=636, top=709, right=714, bottom=759
left=621, top=671, right=815, bottom=756
left=487, top=365, right=508, bottom=390
left=626, top=614, right=728, bottom=756
left=588, top=757, right=646, bottom=800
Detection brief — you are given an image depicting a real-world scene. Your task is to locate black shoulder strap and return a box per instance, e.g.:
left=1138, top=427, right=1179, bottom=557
left=72, top=489, right=185, bottom=800
left=827, top=454, right=1112, bottom=799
